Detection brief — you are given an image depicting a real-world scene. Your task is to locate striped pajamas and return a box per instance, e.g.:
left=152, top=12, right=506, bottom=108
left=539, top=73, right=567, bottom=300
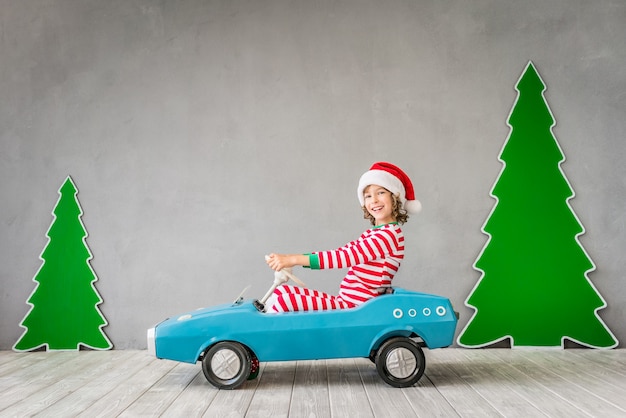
left=270, top=223, right=404, bottom=313
left=270, top=285, right=355, bottom=312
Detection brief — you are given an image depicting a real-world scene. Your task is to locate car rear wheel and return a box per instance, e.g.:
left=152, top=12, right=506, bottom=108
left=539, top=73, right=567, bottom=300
left=202, top=341, right=251, bottom=389
left=375, top=337, right=425, bottom=388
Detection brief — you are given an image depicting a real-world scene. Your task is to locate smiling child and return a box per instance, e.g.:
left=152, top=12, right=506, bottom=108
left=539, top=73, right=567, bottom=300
left=265, top=162, right=421, bottom=313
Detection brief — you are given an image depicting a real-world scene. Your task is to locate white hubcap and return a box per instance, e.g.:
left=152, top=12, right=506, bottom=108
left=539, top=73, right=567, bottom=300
left=386, top=347, right=417, bottom=378
left=211, top=349, right=241, bottom=380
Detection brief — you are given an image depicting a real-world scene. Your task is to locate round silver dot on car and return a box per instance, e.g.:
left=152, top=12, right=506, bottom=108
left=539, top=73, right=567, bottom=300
left=422, top=308, right=431, bottom=316
left=408, top=309, right=417, bottom=317
left=436, top=306, right=447, bottom=316
left=393, top=308, right=403, bottom=318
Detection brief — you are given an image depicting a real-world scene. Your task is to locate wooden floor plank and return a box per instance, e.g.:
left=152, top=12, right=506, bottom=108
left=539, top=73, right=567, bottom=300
left=0, top=351, right=14, bottom=362
left=448, top=350, right=552, bottom=417
left=327, top=358, right=375, bottom=418
left=398, top=349, right=464, bottom=418
left=30, top=350, right=140, bottom=417
left=471, top=349, right=593, bottom=417
left=401, top=375, right=461, bottom=418
left=201, top=381, right=259, bottom=417
left=1, top=349, right=626, bottom=417
left=0, top=351, right=48, bottom=382
left=424, top=350, right=503, bottom=417
left=198, top=363, right=263, bottom=418
left=438, top=349, right=547, bottom=417
left=244, top=361, right=296, bottom=418
left=357, top=357, right=422, bottom=417
left=513, top=349, right=626, bottom=413
left=289, top=360, right=331, bottom=417
left=75, top=355, right=178, bottom=417
left=0, top=351, right=46, bottom=370
left=570, top=348, right=626, bottom=372
left=0, top=353, right=66, bottom=411
left=490, top=349, right=625, bottom=417
left=160, top=371, right=218, bottom=417
left=0, top=351, right=104, bottom=413
left=0, top=351, right=65, bottom=395
left=0, top=351, right=119, bottom=416
left=118, top=362, right=201, bottom=417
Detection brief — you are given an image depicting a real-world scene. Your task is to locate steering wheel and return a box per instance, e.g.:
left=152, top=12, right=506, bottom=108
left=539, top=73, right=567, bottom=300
left=264, top=255, right=307, bottom=287
left=279, top=268, right=307, bottom=287
left=254, top=255, right=308, bottom=310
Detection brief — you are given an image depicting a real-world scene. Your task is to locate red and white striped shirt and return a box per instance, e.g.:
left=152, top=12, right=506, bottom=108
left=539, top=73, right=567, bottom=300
left=309, top=223, right=405, bottom=307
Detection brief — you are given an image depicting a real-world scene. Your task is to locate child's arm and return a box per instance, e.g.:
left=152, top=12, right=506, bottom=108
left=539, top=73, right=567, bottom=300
left=266, top=253, right=310, bottom=271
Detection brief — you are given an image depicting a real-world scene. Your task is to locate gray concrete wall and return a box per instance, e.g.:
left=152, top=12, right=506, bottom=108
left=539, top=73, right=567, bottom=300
left=1, top=0, right=624, bottom=349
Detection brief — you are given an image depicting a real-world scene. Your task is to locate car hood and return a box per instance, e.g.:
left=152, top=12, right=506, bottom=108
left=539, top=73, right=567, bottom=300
left=158, top=301, right=247, bottom=325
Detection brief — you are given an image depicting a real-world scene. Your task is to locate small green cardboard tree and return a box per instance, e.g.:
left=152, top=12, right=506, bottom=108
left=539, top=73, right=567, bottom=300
left=14, top=176, right=112, bottom=351
left=458, top=62, right=618, bottom=348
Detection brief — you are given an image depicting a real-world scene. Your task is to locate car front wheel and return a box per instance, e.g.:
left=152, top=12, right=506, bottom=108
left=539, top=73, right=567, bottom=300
left=202, top=341, right=251, bottom=389
left=375, top=337, right=425, bottom=388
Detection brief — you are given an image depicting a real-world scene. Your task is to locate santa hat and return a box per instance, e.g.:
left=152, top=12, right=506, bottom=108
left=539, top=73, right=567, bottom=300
left=357, top=162, right=422, bottom=214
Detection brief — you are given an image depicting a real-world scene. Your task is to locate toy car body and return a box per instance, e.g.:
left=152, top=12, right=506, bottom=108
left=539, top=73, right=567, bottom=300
left=147, top=288, right=457, bottom=389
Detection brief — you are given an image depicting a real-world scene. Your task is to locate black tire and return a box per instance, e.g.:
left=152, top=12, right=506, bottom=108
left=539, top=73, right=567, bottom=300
left=375, top=337, right=425, bottom=388
left=202, top=341, right=251, bottom=389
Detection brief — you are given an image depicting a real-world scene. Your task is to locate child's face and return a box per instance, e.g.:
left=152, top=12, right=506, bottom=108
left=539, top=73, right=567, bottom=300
left=363, top=185, right=396, bottom=225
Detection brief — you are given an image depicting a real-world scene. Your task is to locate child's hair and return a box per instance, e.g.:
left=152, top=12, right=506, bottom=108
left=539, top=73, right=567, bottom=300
left=362, top=192, right=409, bottom=226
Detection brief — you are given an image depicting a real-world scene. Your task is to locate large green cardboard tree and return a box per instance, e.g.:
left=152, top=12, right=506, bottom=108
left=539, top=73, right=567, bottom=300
left=458, top=62, right=617, bottom=348
left=14, top=176, right=112, bottom=351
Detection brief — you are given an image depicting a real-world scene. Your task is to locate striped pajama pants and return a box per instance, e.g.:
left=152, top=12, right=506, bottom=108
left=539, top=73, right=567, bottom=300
left=268, top=285, right=356, bottom=313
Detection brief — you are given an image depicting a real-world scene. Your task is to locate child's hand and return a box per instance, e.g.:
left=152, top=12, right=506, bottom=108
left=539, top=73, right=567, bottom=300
left=266, top=253, right=289, bottom=271
left=266, top=253, right=310, bottom=271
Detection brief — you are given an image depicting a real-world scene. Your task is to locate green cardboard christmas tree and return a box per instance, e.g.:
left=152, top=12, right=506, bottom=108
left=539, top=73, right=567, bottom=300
left=458, top=62, right=617, bottom=348
left=14, top=176, right=112, bottom=351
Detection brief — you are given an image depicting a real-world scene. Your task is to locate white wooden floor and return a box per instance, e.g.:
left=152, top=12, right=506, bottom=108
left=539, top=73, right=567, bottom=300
left=1, top=348, right=626, bottom=417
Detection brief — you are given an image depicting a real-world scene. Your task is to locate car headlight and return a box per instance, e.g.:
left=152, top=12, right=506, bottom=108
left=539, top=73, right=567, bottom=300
left=147, top=327, right=156, bottom=357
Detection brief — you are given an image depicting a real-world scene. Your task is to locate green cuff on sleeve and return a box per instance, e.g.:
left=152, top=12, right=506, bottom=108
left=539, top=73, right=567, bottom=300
left=305, top=253, right=320, bottom=270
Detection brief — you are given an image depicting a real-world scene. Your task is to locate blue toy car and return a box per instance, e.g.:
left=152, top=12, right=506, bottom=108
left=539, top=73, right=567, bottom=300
left=147, top=269, right=457, bottom=389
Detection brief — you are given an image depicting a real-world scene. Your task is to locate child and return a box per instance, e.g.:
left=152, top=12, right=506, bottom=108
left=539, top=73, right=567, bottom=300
left=265, top=162, right=421, bottom=313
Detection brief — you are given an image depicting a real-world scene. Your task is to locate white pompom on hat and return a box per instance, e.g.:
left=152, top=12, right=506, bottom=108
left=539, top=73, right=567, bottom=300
left=357, top=162, right=422, bottom=214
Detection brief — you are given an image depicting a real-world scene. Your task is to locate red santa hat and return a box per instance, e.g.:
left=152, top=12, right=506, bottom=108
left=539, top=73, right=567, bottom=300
left=357, top=162, right=422, bottom=214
